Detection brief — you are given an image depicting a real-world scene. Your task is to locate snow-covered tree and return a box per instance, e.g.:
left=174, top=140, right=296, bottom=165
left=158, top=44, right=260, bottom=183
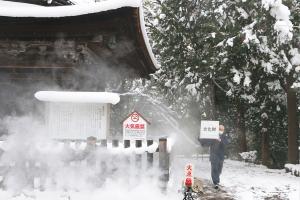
left=214, top=0, right=300, bottom=165
left=145, top=0, right=299, bottom=166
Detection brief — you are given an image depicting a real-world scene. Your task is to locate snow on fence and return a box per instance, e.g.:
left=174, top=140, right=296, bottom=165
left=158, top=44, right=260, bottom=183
left=0, top=138, right=170, bottom=191
left=284, top=164, right=300, bottom=177
left=239, top=150, right=257, bottom=163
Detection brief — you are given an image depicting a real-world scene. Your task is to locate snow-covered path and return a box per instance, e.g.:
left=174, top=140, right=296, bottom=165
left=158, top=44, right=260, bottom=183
left=171, top=156, right=300, bottom=200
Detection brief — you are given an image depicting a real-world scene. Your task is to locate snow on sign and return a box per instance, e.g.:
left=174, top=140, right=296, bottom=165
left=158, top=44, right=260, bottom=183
left=200, top=120, right=219, bottom=139
left=123, top=111, right=148, bottom=140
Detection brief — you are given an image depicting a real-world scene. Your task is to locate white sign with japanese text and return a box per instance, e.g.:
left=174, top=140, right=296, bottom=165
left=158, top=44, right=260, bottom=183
left=200, top=120, right=219, bottom=139
left=184, top=163, right=194, bottom=186
left=123, top=111, right=147, bottom=140
left=47, top=102, right=109, bottom=140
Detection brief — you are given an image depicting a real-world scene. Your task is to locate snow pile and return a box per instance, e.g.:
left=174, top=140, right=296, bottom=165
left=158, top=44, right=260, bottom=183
left=106, top=141, right=158, bottom=155
left=35, top=91, right=120, bottom=105
left=185, top=84, right=198, bottom=96
left=285, top=164, right=300, bottom=177
left=242, top=21, right=260, bottom=45
left=231, top=68, right=242, bottom=84
left=262, top=0, right=293, bottom=44
left=239, top=150, right=257, bottom=163
left=290, top=48, right=300, bottom=66
left=0, top=0, right=141, bottom=17
left=71, top=0, right=101, bottom=4
left=0, top=1, right=42, bottom=7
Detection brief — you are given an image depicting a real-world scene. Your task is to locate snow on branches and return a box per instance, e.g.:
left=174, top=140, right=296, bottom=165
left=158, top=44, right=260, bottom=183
left=262, top=0, right=293, bottom=44
left=239, top=150, right=257, bottom=163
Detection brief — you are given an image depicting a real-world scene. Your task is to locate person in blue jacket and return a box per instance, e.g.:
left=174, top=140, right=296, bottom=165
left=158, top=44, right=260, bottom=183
left=209, top=124, right=229, bottom=189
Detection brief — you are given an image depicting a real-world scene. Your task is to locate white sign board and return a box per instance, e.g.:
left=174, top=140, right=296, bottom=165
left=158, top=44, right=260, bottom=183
left=47, top=102, right=109, bottom=140
left=199, top=120, right=219, bottom=139
left=123, top=112, right=147, bottom=140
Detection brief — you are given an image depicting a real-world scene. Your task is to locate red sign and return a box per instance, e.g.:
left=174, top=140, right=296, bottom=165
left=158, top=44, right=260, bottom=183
left=123, top=111, right=148, bottom=140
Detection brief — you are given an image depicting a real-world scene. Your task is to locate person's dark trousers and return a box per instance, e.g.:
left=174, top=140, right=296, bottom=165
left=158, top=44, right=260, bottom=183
left=210, top=158, right=224, bottom=185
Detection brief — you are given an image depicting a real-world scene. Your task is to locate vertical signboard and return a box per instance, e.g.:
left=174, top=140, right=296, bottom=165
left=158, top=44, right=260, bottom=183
left=123, top=111, right=148, bottom=140
left=184, top=163, right=193, bottom=187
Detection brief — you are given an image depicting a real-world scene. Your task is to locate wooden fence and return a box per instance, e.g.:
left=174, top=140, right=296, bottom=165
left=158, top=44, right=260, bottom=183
left=0, top=138, right=170, bottom=191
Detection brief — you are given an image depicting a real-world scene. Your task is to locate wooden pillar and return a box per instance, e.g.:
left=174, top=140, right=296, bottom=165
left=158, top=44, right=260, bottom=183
left=159, top=138, right=169, bottom=192
left=261, top=131, right=270, bottom=167
left=287, top=88, right=299, bottom=164
left=236, top=100, right=247, bottom=153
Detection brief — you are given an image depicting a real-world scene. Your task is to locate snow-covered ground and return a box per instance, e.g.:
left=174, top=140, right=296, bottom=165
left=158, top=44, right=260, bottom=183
left=171, top=156, right=300, bottom=200
left=0, top=111, right=298, bottom=200
left=0, top=156, right=299, bottom=200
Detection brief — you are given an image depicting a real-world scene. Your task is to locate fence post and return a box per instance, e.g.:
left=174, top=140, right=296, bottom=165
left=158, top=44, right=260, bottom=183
left=99, top=139, right=107, bottom=174
left=135, top=140, right=142, bottom=169
left=100, top=140, right=107, bottom=148
left=147, top=140, right=154, bottom=169
left=124, top=140, right=130, bottom=148
left=112, top=140, right=119, bottom=147
left=123, top=140, right=131, bottom=166
left=159, top=138, right=169, bottom=192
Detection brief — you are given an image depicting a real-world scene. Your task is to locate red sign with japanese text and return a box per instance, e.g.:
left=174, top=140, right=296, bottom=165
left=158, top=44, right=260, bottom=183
left=123, top=111, right=147, bottom=140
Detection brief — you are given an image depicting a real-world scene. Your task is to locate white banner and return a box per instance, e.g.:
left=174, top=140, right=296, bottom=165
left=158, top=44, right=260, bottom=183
left=47, top=102, right=109, bottom=140
left=199, top=120, right=219, bottom=139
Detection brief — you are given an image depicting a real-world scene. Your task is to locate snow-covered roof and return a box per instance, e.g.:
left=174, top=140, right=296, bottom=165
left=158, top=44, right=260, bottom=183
left=0, top=0, right=158, bottom=69
left=0, top=1, right=42, bottom=7
left=35, top=91, right=120, bottom=104
left=0, top=0, right=140, bottom=17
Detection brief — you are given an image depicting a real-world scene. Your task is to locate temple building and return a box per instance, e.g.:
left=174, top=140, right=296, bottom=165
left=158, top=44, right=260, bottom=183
left=0, top=0, right=157, bottom=86
left=0, top=0, right=158, bottom=119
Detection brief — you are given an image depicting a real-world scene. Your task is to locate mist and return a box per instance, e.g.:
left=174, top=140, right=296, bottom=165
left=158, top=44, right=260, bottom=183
left=0, top=65, right=186, bottom=200
left=0, top=31, right=198, bottom=199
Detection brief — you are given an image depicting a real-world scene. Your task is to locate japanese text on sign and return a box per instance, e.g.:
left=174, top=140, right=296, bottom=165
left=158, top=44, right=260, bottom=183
left=185, top=164, right=193, bottom=177
left=124, top=124, right=145, bottom=129
left=184, top=164, right=193, bottom=186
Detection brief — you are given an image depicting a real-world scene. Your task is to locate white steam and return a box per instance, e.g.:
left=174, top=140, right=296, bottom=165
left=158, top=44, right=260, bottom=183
left=0, top=115, right=179, bottom=199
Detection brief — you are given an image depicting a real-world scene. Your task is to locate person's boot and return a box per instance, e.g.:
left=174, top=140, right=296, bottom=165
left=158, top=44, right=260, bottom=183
left=214, top=184, right=219, bottom=189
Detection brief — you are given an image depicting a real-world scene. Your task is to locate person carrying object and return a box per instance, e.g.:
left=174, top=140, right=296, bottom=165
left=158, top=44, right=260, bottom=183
left=209, top=124, right=229, bottom=189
